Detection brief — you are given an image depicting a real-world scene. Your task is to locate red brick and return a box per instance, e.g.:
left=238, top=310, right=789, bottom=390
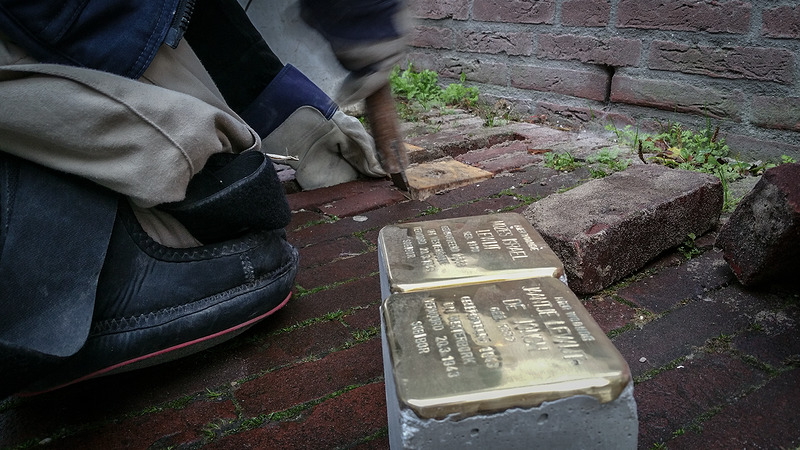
left=409, top=0, right=469, bottom=20
left=734, top=327, right=800, bottom=369
left=635, top=353, right=768, bottom=447
left=526, top=165, right=723, bottom=294
left=422, top=173, right=533, bottom=209
left=610, top=74, right=744, bottom=120
left=455, top=30, right=534, bottom=56
left=241, top=320, right=355, bottom=373
left=762, top=5, right=800, bottom=39
left=537, top=34, right=641, bottom=67
left=511, top=64, right=608, bottom=101
left=716, top=163, right=800, bottom=285
left=342, top=303, right=382, bottom=330
left=435, top=56, right=509, bottom=86
left=534, top=102, right=635, bottom=127
left=476, top=152, right=541, bottom=174
left=208, top=382, right=388, bottom=450
left=648, top=41, right=794, bottom=84
left=268, top=277, right=383, bottom=331
left=617, top=250, right=735, bottom=313
left=236, top=338, right=383, bottom=416
left=667, top=369, right=800, bottom=449
left=286, top=178, right=398, bottom=213
left=561, top=0, right=610, bottom=27
left=412, top=25, right=454, bottom=49
left=612, top=284, right=766, bottom=378
left=297, top=235, right=369, bottom=270
left=582, top=296, right=637, bottom=334
left=752, top=96, right=800, bottom=131
left=513, top=165, right=593, bottom=199
left=288, top=209, right=327, bottom=232
left=456, top=140, right=529, bottom=165
left=617, top=0, right=751, bottom=33
left=473, top=0, right=555, bottom=24
left=288, top=199, right=428, bottom=247
left=295, top=251, right=377, bottom=290
left=52, top=399, right=236, bottom=449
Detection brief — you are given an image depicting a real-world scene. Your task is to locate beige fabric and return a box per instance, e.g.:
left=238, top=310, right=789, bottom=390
left=0, top=40, right=259, bottom=208
left=0, top=38, right=260, bottom=247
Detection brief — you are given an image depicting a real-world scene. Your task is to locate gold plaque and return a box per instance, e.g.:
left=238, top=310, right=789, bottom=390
left=383, top=277, right=630, bottom=419
left=378, top=213, right=564, bottom=295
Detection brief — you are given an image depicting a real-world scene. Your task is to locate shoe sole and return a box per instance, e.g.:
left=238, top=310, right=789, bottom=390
left=20, top=291, right=292, bottom=397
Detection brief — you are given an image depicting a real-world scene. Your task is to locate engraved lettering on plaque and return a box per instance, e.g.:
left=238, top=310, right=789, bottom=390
left=378, top=214, right=565, bottom=294
left=383, top=277, right=630, bottom=419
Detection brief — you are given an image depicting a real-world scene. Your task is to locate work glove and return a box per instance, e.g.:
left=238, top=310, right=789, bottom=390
left=300, top=0, right=409, bottom=105
left=241, top=64, right=385, bottom=190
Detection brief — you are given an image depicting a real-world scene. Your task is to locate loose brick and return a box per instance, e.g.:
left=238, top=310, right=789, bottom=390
left=409, top=0, right=469, bottom=20
left=473, top=0, right=555, bottom=24
left=511, top=64, right=608, bottom=101
left=618, top=249, right=735, bottom=314
left=412, top=25, right=454, bottom=49
left=667, top=369, right=800, bottom=449
left=635, top=353, right=768, bottom=447
left=612, top=284, right=766, bottom=378
left=561, top=0, right=610, bottom=27
left=762, top=5, right=800, bottom=39
left=455, top=30, right=534, bottom=56
left=537, top=34, right=641, bottom=67
left=649, top=41, right=794, bottom=84
left=752, top=96, right=800, bottom=131
left=610, top=73, right=744, bottom=120
left=524, top=165, right=723, bottom=294
left=715, top=163, right=800, bottom=286
left=617, top=0, right=751, bottom=33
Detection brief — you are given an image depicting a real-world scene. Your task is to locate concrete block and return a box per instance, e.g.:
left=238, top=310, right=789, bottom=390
left=523, top=165, right=723, bottom=294
left=715, top=163, right=800, bottom=286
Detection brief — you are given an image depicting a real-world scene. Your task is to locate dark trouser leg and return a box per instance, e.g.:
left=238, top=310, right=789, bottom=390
left=184, top=0, right=285, bottom=114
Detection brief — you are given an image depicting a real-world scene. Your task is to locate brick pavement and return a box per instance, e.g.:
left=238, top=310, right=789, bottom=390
left=1, top=114, right=798, bottom=449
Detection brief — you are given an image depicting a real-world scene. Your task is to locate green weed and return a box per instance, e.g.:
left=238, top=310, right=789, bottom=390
left=544, top=151, right=582, bottom=172
left=586, top=148, right=631, bottom=178
left=389, top=65, right=478, bottom=120
left=678, top=233, right=701, bottom=260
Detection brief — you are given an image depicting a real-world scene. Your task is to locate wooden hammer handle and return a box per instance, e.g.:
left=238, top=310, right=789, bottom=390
left=365, top=84, right=409, bottom=187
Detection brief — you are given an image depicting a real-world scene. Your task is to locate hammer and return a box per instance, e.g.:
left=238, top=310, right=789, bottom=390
left=365, top=84, right=410, bottom=191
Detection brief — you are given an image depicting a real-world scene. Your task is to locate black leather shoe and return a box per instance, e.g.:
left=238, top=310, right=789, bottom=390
left=19, top=199, right=299, bottom=395
left=159, top=150, right=291, bottom=243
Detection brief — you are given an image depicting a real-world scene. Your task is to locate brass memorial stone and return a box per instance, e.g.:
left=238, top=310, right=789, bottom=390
left=383, top=277, right=631, bottom=420
left=378, top=213, right=564, bottom=295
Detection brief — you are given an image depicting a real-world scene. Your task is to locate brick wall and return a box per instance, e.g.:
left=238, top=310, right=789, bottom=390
left=407, top=0, right=800, bottom=161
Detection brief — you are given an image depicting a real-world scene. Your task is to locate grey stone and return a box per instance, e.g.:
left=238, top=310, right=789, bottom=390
left=523, top=165, right=723, bottom=294
left=715, top=163, right=800, bottom=286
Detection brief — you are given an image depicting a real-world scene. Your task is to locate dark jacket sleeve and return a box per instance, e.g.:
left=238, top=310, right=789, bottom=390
left=0, top=0, right=191, bottom=79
